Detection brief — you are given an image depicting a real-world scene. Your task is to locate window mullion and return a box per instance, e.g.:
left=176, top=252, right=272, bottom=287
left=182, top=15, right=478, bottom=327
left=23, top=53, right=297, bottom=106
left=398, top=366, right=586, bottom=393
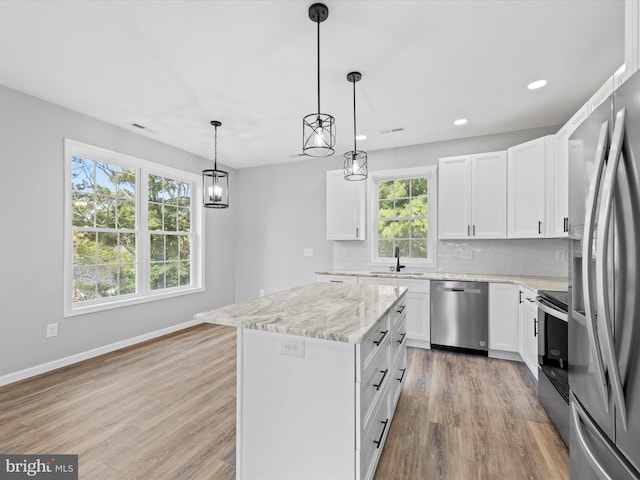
left=138, top=167, right=149, bottom=296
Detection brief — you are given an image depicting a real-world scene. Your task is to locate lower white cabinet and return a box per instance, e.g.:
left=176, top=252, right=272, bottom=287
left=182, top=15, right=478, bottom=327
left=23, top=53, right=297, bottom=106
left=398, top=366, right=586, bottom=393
left=519, top=287, right=539, bottom=379
left=316, top=274, right=358, bottom=285
left=488, top=283, right=520, bottom=360
left=237, top=295, right=407, bottom=480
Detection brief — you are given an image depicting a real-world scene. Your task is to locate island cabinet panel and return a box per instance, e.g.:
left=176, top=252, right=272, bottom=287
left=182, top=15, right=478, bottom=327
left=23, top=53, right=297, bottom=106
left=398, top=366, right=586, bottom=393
left=237, top=293, right=407, bottom=480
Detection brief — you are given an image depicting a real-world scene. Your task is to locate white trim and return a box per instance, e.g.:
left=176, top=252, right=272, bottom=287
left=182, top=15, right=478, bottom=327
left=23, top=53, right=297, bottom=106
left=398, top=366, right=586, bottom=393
left=63, top=139, right=204, bottom=317
left=368, top=166, right=438, bottom=267
left=0, top=319, right=200, bottom=387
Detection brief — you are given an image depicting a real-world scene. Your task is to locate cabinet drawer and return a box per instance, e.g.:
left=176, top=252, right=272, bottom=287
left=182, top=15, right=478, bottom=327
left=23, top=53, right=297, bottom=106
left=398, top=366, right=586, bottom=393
left=391, top=315, right=407, bottom=363
left=361, top=341, right=391, bottom=427
left=360, top=385, right=391, bottom=480
left=358, top=276, right=397, bottom=287
left=360, top=314, right=391, bottom=369
left=316, top=274, right=358, bottom=284
left=395, top=278, right=430, bottom=293
left=391, top=351, right=407, bottom=409
left=390, top=299, right=407, bottom=325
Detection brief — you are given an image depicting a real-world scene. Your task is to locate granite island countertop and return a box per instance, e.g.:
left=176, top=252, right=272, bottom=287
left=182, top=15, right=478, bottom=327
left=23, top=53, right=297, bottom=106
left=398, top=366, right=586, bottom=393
left=315, top=269, right=568, bottom=292
left=195, top=282, right=407, bottom=344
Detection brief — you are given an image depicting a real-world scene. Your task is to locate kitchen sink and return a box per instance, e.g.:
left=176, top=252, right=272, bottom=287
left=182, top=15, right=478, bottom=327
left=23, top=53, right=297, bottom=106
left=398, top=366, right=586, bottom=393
left=370, top=271, right=423, bottom=276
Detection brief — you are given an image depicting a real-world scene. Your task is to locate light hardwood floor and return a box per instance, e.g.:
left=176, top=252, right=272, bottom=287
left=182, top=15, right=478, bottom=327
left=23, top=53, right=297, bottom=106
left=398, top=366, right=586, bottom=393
left=0, top=324, right=568, bottom=479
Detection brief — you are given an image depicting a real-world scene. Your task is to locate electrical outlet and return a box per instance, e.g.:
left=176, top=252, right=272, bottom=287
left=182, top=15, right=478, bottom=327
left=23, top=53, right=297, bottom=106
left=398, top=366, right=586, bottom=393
left=259, top=289, right=265, bottom=297
left=281, top=337, right=305, bottom=358
left=461, top=249, right=473, bottom=259
left=46, top=323, right=58, bottom=338
left=342, top=248, right=349, bottom=257
left=555, top=249, right=567, bottom=261
left=303, top=248, right=313, bottom=257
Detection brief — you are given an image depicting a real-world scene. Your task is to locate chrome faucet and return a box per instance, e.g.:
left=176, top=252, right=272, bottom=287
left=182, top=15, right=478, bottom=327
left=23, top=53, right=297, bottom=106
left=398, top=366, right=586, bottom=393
left=394, top=246, right=406, bottom=272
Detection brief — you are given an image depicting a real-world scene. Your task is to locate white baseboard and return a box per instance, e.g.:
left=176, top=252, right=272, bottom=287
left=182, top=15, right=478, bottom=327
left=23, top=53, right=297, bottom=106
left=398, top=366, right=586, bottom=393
left=0, top=319, right=201, bottom=387
left=406, top=338, right=431, bottom=350
left=488, top=349, right=523, bottom=362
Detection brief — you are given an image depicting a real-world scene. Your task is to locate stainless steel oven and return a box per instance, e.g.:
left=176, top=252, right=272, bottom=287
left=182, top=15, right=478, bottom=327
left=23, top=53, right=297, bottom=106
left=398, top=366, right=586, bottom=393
left=536, top=290, right=569, bottom=446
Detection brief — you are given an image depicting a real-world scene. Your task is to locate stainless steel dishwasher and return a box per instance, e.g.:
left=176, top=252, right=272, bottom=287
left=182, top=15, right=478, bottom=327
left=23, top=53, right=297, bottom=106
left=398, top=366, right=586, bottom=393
left=430, top=280, right=489, bottom=353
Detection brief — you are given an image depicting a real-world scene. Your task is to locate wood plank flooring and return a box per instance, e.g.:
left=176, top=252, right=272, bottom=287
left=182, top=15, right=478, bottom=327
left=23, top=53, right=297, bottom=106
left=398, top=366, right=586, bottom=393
left=0, top=324, right=568, bottom=479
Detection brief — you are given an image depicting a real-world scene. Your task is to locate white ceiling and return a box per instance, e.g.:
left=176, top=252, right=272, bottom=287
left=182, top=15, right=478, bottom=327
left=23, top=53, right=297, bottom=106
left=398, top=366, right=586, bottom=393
left=0, top=0, right=624, bottom=169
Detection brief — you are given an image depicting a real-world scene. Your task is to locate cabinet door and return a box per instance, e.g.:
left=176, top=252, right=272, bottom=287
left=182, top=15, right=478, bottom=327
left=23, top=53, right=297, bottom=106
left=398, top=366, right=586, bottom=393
left=488, top=283, right=519, bottom=352
left=471, top=151, right=507, bottom=238
left=438, top=155, right=471, bottom=239
left=553, top=128, right=569, bottom=237
left=404, top=292, right=429, bottom=343
left=507, top=138, right=546, bottom=238
left=524, top=302, right=539, bottom=379
left=326, top=169, right=366, bottom=240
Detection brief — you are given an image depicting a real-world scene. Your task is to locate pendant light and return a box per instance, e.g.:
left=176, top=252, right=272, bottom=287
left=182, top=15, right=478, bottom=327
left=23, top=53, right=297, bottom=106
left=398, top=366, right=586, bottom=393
left=344, top=71, right=367, bottom=180
left=302, top=3, right=335, bottom=157
left=202, top=120, right=229, bottom=209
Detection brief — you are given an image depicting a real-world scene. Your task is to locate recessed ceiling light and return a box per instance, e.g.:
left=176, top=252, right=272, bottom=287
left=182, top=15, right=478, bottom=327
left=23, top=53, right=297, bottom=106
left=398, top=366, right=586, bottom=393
left=527, top=79, right=548, bottom=90
left=356, top=134, right=367, bottom=141
left=454, top=118, right=468, bottom=126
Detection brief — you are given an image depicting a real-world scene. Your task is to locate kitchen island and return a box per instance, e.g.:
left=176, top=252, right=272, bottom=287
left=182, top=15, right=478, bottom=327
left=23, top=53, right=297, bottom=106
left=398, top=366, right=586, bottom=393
left=195, top=282, right=408, bottom=480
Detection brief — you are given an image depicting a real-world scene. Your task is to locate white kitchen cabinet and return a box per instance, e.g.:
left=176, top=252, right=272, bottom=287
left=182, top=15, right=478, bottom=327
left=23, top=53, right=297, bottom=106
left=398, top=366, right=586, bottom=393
left=518, top=286, right=538, bottom=379
left=438, top=151, right=507, bottom=239
left=326, top=169, right=366, bottom=240
left=507, top=136, right=555, bottom=238
left=552, top=126, right=570, bottom=238
left=627, top=0, right=640, bottom=78
left=316, top=274, right=358, bottom=285
left=488, top=283, right=520, bottom=360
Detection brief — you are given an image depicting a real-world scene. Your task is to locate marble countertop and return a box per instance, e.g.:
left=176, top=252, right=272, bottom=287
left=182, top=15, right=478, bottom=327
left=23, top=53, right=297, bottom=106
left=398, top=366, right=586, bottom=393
left=315, top=269, right=568, bottom=293
left=195, top=283, right=408, bottom=344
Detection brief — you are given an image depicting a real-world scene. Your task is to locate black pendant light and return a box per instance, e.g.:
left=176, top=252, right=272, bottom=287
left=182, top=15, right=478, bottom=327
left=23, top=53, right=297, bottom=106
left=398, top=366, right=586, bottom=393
left=202, top=120, right=229, bottom=208
left=344, top=71, right=367, bottom=180
left=302, top=3, right=335, bottom=157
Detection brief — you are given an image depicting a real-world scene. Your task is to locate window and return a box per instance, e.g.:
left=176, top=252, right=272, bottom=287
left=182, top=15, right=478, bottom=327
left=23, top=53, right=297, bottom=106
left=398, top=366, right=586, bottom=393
left=64, top=140, right=203, bottom=316
left=370, top=166, right=437, bottom=265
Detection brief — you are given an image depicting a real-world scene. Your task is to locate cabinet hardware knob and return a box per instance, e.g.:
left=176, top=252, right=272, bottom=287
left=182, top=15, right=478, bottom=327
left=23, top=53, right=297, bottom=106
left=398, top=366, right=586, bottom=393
left=397, top=333, right=407, bottom=344
left=538, top=221, right=543, bottom=234
left=395, top=305, right=406, bottom=314
left=473, top=224, right=476, bottom=236
left=373, top=330, right=388, bottom=346
left=397, top=368, right=406, bottom=383
left=373, top=369, right=388, bottom=390
left=534, top=317, right=538, bottom=337
left=373, top=419, right=389, bottom=448
left=356, top=227, right=359, bottom=238
left=467, top=225, right=471, bottom=236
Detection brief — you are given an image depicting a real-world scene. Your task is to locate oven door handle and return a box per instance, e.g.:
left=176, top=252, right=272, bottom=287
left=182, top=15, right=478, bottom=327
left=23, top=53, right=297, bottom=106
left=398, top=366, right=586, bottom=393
left=536, top=298, right=568, bottom=322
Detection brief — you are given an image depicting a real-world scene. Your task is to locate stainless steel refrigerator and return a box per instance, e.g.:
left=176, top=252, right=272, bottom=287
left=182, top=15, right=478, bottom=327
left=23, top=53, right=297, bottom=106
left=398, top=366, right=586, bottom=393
left=569, top=69, right=640, bottom=479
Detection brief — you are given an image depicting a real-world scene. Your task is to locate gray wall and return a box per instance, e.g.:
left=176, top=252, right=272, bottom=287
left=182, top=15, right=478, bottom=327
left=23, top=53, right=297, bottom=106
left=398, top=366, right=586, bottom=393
left=0, top=84, right=236, bottom=377
left=234, top=125, right=567, bottom=301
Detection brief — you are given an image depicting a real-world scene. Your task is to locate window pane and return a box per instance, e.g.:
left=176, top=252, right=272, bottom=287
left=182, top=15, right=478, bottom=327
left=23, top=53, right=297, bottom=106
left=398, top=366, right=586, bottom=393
left=378, top=221, right=394, bottom=238
left=395, top=220, right=411, bottom=238
left=96, top=265, right=119, bottom=298
left=179, top=261, right=190, bottom=286
left=95, top=163, right=117, bottom=196
left=411, top=197, right=427, bottom=217
left=119, top=233, right=136, bottom=263
left=117, top=199, right=136, bottom=229
left=395, top=179, right=409, bottom=198
left=150, top=262, right=165, bottom=290
left=148, top=174, right=164, bottom=202
left=178, top=183, right=191, bottom=207
left=164, top=206, right=177, bottom=232
left=97, top=232, right=118, bottom=264
left=177, top=207, right=190, bottom=232
left=378, top=180, right=395, bottom=200
left=119, top=264, right=136, bottom=295
left=73, top=265, right=96, bottom=301
left=150, top=234, right=164, bottom=262
left=179, top=236, right=191, bottom=260
left=379, top=200, right=394, bottom=218
left=411, top=178, right=427, bottom=196
left=395, top=199, right=410, bottom=217
left=378, top=239, right=394, bottom=258
left=411, top=219, right=427, bottom=238
left=117, top=168, right=136, bottom=198
left=166, top=235, right=179, bottom=261
left=95, top=195, right=116, bottom=228
left=166, top=262, right=179, bottom=288
left=148, top=202, right=163, bottom=231
left=71, top=156, right=94, bottom=194
left=396, top=240, right=410, bottom=257
left=165, top=179, right=179, bottom=205
left=411, top=240, right=428, bottom=258
left=72, top=193, right=95, bottom=227
left=73, top=231, right=96, bottom=265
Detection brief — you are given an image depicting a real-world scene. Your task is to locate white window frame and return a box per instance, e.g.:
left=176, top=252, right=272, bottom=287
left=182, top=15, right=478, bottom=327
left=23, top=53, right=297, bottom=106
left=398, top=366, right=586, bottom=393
left=368, top=166, right=438, bottom=267
left=63, top=139, right=204, bottom=317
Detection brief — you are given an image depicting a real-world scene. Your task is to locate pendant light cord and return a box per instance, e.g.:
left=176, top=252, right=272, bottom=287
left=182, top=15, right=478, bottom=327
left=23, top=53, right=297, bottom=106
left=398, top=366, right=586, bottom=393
left=352, top=79, right=357, bottom=153
left=213, top=124, right=218, bottom=170
left=317, top=19, right=321, bottom=114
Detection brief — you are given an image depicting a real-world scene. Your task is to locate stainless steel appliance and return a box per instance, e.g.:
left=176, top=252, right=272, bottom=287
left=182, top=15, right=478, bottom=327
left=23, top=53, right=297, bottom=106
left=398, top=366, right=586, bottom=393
left=430, top=280, right=488, bottom=354
left=537, top=290, right=569, bottom=445
left=569, top=70, right=640, bottom=479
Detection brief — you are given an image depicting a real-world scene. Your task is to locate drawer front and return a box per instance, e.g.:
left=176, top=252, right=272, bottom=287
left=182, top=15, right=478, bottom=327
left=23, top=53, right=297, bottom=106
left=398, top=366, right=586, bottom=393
left=357, top=276, right=397, bottom=287
left=360, top=314, right=391, bottom=369
left=396, top=278, right=430, bottom=293
left=390, top=298, right=407, bottom=325
left=316, top=274, right=358, bottom=284
left=391, top=315, right=407, bottom=362
left=360, top=386, right=391, bottom=480
left=391, top=351, right=407, bottom=409
left=361, top=341, right=391, bottom=426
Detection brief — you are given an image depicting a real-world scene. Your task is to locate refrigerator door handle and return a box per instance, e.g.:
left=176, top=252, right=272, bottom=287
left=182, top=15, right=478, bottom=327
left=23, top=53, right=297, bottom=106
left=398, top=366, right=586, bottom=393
left=571, top=395, right=640, bottom=480
left=596, top=107, right=628, bottom=432
left=582, top=120, right=610, bottom=408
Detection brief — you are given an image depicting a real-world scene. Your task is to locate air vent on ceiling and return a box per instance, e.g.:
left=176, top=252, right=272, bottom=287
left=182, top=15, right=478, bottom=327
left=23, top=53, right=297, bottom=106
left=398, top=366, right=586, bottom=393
left=130, top=123, right=157, bottom=134
left=380, top=127, right=405, bottom=134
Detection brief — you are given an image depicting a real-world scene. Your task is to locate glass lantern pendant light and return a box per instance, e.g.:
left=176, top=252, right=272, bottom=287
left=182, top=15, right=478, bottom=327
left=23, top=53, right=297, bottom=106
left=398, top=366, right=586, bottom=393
left=303, top=3, right=335, bottom=157
left=202, top=120, right=229, bottom=208
left=344, top=71, right=367, bottom=180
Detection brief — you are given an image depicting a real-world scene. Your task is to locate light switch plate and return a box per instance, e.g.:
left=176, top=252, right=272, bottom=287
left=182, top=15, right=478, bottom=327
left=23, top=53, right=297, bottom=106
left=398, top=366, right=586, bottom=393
left=303, top=248, right=313, bottom=257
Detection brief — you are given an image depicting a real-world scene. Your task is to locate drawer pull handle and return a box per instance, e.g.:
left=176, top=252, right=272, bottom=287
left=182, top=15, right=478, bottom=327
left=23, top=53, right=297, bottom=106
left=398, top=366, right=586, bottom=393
left=395, top=305, right=406, bottom=314
left=397, top=368, right=406, bottom=383
left=373, top=419, right=389, bottom=449
left=373, top=330, right=388, bottom=346
left=329, top=280, right=343, bottom=283
left=397, top=333, right=406, bottom=344
left=374, top=369, right=388, bottom=391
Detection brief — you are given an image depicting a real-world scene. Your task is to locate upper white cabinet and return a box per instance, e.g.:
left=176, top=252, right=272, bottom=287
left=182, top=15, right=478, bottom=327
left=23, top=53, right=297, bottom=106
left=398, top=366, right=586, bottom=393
left=626, top=0, right=640, bottom=78
left=553, top=126, right=570, bottom=237
left=326, top=169, right=366, bottom=241
left=507, top=136, right=556, bottom=239
left=438, top=151, right=507, bottom=239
